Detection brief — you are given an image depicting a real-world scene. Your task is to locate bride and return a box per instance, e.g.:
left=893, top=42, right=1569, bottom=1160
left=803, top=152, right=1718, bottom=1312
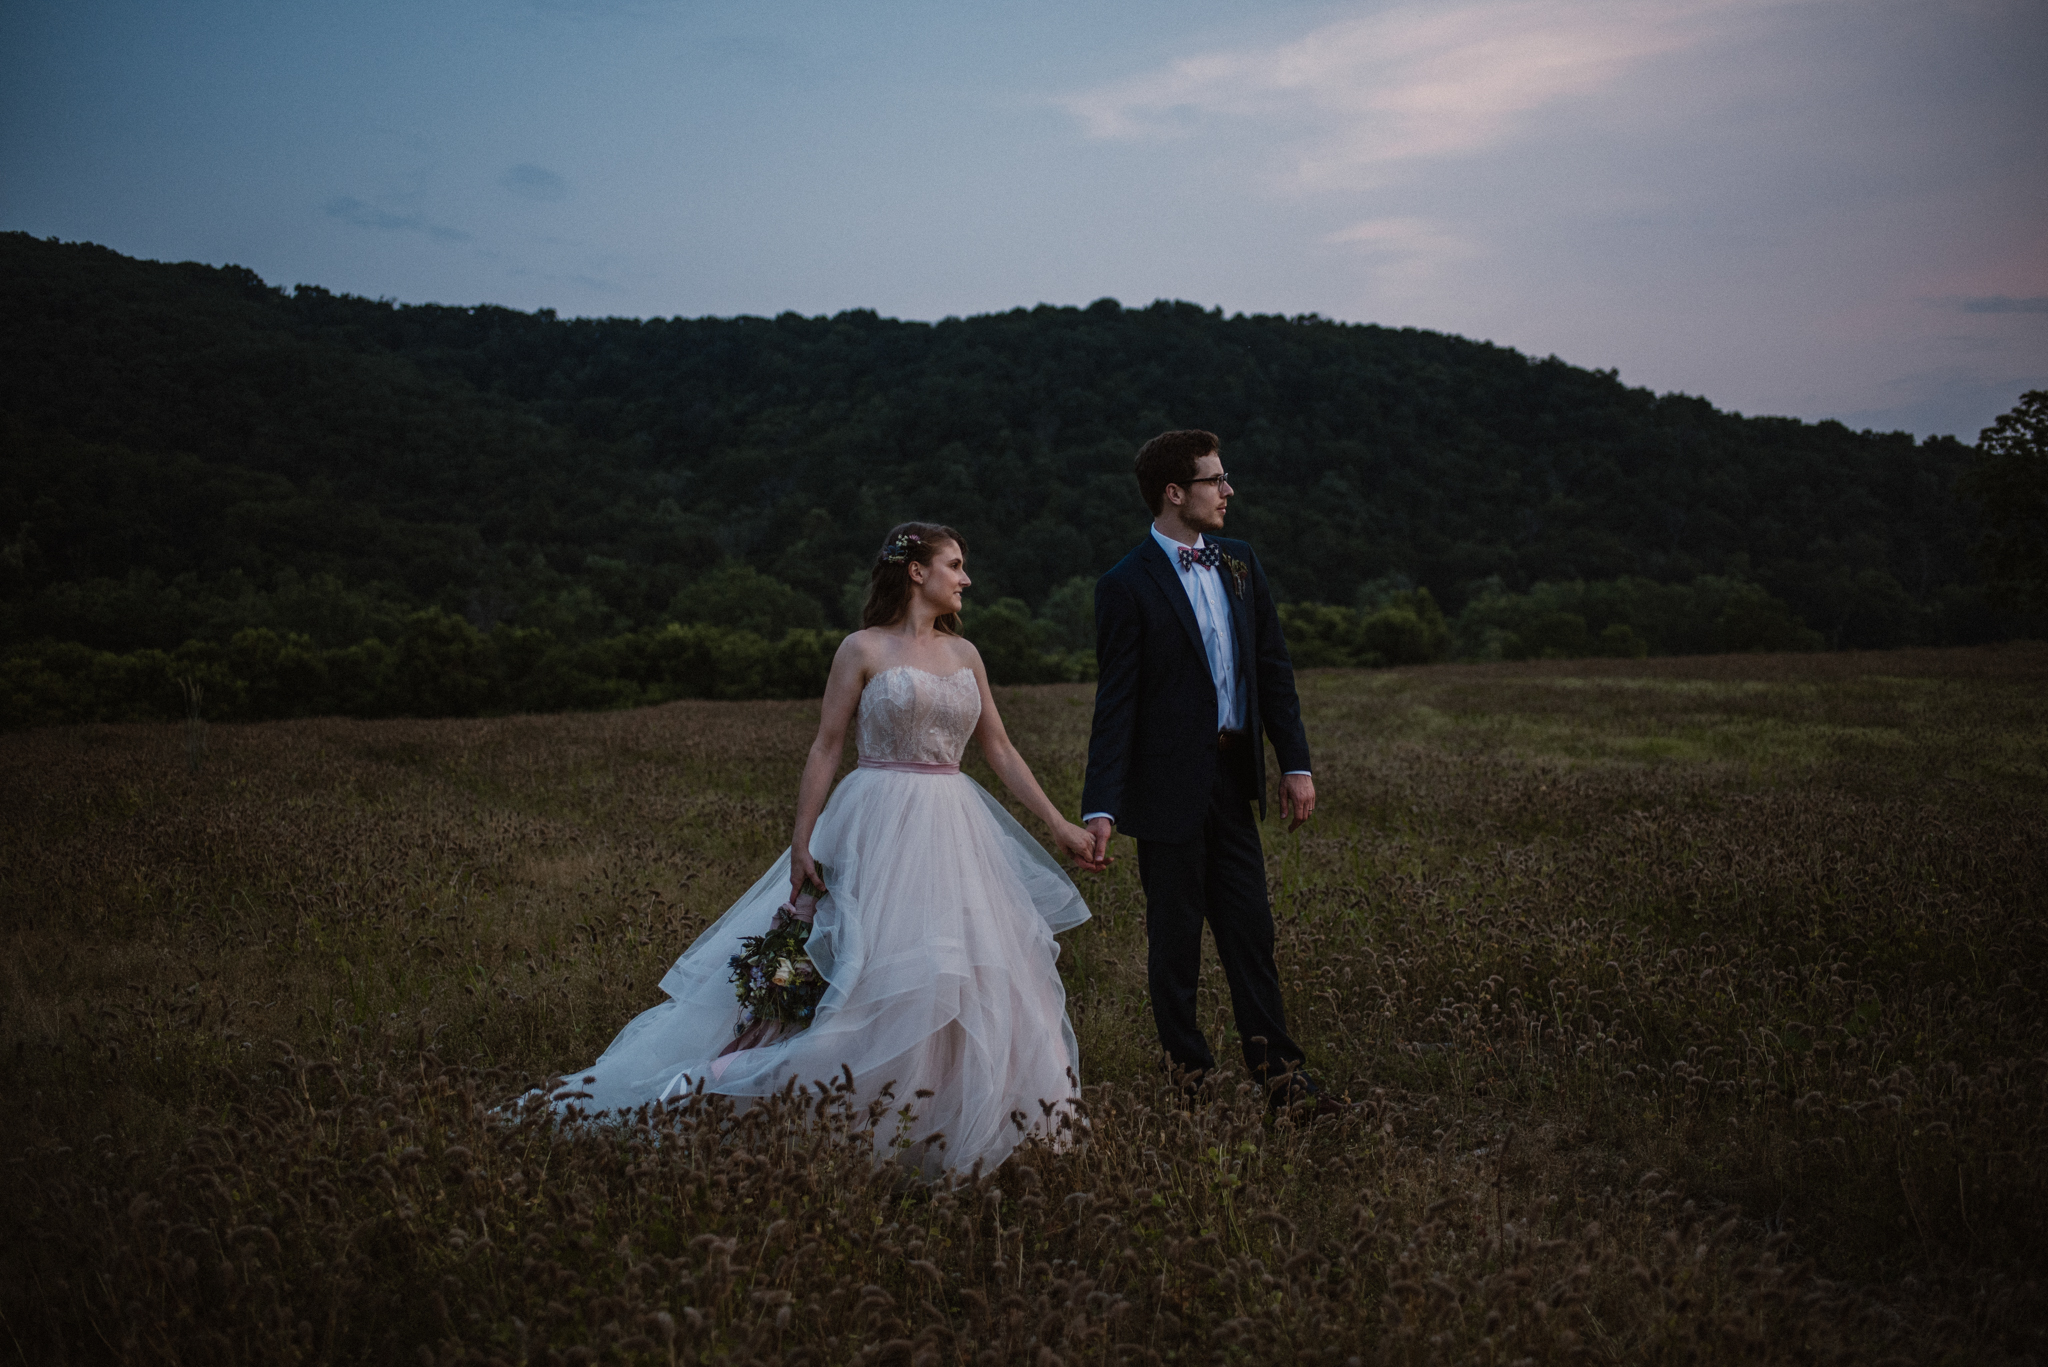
left=552, top=522, right=1104, bottom=1174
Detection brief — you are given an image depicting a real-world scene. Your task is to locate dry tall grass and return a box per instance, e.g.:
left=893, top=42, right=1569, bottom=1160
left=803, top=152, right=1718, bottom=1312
left=3, top=647, right=2044, bottom=1364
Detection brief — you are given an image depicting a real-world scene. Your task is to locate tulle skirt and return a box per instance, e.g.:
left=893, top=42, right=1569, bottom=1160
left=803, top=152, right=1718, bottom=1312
left=551, top=767, right=1091, bottom=1174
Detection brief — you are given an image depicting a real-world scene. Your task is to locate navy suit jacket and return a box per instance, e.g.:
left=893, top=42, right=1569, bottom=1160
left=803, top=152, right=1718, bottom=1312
left=1081, top=534, right=1311, bottom=844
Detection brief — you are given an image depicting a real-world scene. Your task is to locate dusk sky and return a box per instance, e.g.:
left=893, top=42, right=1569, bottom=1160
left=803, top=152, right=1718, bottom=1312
left=4, top=0, right=2043, bottom=439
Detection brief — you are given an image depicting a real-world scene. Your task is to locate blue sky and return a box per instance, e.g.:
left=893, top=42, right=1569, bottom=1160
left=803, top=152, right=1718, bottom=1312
left=3, top=0, right=2043, bottom=438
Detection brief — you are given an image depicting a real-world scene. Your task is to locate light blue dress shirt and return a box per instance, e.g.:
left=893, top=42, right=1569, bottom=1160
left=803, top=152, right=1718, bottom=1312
left=1151, top=525, right=1244, bottom=731
left=1082, top=528, right=1306, bottom=826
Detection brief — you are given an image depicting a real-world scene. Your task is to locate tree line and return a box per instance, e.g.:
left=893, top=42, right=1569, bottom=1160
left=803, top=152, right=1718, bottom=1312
left=1, top=232, right=2040, bottom=729
left=0, top=572, right=1900, bottom=729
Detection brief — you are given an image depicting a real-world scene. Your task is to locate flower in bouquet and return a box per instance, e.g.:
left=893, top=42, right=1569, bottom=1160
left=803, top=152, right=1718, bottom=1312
left=728, top=868, right=829, bottom=1033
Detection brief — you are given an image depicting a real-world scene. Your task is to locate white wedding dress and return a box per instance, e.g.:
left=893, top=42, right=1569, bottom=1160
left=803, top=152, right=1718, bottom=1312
left=554, top=665, right=1090, bottom=1173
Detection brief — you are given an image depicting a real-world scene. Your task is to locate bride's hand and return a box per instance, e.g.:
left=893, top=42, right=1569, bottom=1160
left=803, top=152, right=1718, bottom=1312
left=1056, top=821, right=1110, bottom=873
left=791, top=849, right=826, bottom=900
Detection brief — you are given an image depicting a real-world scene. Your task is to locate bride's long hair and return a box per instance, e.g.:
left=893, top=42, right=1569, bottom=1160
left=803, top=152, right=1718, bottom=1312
left=861, top=522, right=967, bottom=635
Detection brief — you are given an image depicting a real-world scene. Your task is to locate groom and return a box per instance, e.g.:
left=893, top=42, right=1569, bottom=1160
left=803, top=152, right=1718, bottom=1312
left=1082, top=429, right=1330, bottom=1111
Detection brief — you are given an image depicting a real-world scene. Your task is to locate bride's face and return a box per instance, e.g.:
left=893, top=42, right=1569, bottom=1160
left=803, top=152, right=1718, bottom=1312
left=909, top=540, right=970, bottom=615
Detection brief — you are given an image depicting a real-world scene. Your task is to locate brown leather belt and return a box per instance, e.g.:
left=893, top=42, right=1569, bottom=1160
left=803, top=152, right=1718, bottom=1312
left=1216, top=727, right=1248, bottom=752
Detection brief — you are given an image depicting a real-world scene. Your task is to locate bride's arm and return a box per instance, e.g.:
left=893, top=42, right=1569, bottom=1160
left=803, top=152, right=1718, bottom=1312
left=966, top=652, right=1110, bottom=872
left=790, top=636, right=869, bottom=896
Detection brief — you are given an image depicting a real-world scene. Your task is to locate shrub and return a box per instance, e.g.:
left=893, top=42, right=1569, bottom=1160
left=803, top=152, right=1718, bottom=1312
left=1454, top=575, right=1823, bottom=661
left=961, top=597, right=1095, bottom=685
left=0, top=620, right=852, bottom=731
left=667, top=562, right=829, bottom=639
left=1279, top=588, right=1450, bottom=669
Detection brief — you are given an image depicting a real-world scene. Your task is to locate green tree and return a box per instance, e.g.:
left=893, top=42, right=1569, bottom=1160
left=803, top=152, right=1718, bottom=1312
left=1360, top=588, right=1450, bottom=665
left=1037, top=576, right=1096, bottom=654
left=1278, top=603, right=1375, bottom=668
left=1965, top=389, right=2048, bottom=609
left=961, top=598, right=1054, bottom=685
left=1278, top=588, right=1449, bottom=669
left=389, top=609, right=500, bottom=717
left=1519, top=611, right=1591, bottom=659
left=1598, top=623, right=1650, bottom=658
left=666, top=564, right=826, bottom=640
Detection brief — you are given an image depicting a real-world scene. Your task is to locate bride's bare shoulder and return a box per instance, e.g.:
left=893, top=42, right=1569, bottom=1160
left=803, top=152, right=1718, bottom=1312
left=842, top=627, right=935, bottom=680
left=944, top=636, right=985, bottom=674
left=832, top=629, right=889, bottom=676
left=841, top=627, right=900, bottom=653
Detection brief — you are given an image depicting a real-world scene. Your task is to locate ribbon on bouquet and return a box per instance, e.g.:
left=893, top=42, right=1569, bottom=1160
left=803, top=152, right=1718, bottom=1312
left=783, top=884, right=820, bottom=924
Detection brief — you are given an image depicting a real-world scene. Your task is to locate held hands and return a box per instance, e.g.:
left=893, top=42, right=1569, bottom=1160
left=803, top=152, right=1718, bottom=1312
left=1083, top=816, right=1115, bottom=871
left=1279, top=772, right=1317, bottom=832
left=1058, top=819, right=1112, bottom=873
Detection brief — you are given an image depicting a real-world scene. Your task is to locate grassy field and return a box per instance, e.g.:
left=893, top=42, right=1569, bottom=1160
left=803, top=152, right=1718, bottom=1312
left=3, top=647, right=2045, bottom=1365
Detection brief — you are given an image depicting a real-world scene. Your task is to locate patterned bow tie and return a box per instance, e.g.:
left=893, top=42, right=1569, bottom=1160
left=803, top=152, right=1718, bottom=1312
left=1177, top=543, right=1221, bottom=571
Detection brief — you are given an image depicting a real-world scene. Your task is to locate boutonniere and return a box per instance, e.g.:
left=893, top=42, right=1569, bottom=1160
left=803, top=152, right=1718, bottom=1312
left=1218, top=550, right=1249, bottom=599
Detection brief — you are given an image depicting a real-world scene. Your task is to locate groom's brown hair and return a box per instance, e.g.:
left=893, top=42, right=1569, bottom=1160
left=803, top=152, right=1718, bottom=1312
left=1134, top=429, right=1220, bottom=515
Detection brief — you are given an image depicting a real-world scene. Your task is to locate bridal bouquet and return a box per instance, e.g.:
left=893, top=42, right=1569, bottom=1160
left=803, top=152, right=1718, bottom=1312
left=728, top=872, right=827, bottom=1033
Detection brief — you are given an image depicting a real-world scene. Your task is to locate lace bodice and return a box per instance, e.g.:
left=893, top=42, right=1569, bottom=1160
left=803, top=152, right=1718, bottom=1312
left=857, top=666, right=981, bottom=765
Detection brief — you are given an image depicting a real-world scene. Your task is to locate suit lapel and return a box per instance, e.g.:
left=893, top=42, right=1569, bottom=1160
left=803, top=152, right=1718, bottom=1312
left=1138, top=537, right=1208, bottom=660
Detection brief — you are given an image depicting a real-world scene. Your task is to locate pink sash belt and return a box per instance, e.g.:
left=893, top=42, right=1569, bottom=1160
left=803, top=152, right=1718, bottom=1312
left=857, top=757, right=961, bottom=774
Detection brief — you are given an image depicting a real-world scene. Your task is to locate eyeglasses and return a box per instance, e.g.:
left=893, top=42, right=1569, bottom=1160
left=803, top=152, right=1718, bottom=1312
left=1181, top=473, right=1232, bottom=489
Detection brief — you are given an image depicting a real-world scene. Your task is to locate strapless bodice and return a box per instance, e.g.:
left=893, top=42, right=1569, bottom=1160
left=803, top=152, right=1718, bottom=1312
left=856, top=666, right=980, bottom=766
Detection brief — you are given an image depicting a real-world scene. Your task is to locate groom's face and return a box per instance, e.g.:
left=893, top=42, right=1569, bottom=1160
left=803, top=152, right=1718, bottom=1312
left=1171, top=452, right=1231, bottom=534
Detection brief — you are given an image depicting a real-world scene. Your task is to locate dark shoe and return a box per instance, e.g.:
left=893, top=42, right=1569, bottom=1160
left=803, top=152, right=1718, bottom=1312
left=1260, top=1061, right=1315, bottom=1111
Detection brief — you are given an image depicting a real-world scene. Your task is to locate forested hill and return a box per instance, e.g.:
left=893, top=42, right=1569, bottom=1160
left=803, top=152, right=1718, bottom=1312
left=0, top=232, right=2007, bottom=677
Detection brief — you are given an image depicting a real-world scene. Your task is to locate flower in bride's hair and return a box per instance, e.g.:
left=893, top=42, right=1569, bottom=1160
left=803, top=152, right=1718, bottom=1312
left=878, top=532, right=923, bottom=565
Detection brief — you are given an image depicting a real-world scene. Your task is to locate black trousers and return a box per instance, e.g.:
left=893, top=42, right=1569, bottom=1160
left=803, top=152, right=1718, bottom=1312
left=1136, top=746, right=1306, bottom=1087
